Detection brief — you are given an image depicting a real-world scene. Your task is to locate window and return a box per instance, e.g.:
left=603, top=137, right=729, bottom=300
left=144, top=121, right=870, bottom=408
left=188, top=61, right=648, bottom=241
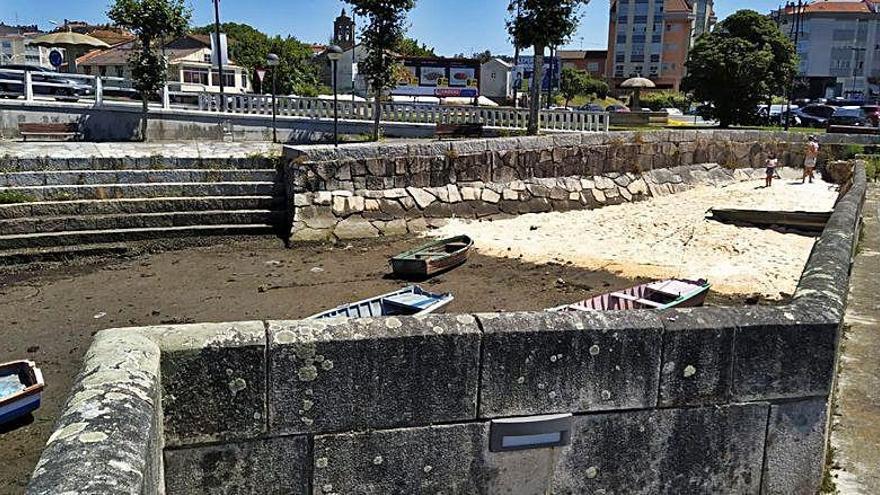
left=1, top=41, right=11, bottom=49
left=203, top=53, right=212, bottom=63
left=182, top=67, right=209, bottom=85
left=615, top=54, right=625, bottom=62
left=652, top=35, right=662, bottom=43
left=650, top=54, right=660, bottom=63
left=632, top=35, right=646, bottom=43
left=617, top=34, right=627, bottom=43
left=211, top=69, right=236, bottom=87
left=587, top=62, right=600, bottom=72
left=634, top=15, right=648, bottom=23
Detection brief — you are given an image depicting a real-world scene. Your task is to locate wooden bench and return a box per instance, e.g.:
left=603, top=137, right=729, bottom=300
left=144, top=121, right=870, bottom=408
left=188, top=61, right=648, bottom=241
left=435, top=123, right=484, bottom=140
left=19, top=123, right=82, bottom=142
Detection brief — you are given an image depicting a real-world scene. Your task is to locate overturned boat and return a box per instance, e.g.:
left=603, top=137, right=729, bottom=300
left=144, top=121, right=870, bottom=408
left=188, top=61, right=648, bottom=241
left=390, top=235, right=474, bottom=279
left=0, top=360, right=44, bottom=426
left=549, top=279, right=711, bottom=312
left=307, top=285, right=454, bottom=319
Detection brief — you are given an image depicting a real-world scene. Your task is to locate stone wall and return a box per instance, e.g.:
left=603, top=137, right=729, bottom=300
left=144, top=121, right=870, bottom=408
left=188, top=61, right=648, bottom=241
left=26, top=164, right=867, bottom=495
left=284, top=130, right=878, bottom=241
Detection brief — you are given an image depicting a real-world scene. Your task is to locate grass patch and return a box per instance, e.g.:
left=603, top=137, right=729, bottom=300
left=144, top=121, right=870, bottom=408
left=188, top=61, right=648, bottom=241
left=733, top=125, right=818, bottom=134
left=865, top=156, right=880, bottom=182
left=0, top=190, right=36, bottom=204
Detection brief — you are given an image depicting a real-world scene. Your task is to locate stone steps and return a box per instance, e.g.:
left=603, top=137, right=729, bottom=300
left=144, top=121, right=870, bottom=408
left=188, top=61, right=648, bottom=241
left=0, top=169, right=278, bottom=187
left=0, top=224, right=280, bottom=250
left=0, top=210, right=285, bottom=235
left=2, top=181, right=278, bottom=201
left=0, top=243, right=132, bottom=264
left=0, top=196, right=282, bottom=219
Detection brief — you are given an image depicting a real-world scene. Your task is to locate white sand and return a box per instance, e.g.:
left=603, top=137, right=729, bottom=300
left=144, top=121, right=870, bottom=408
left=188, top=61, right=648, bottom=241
left=431, top=174, right=841, bottom=298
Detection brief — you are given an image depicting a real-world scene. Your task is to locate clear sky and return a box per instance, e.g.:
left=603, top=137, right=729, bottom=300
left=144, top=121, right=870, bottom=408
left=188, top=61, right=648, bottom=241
left=1, top=0, right=785, bottom=56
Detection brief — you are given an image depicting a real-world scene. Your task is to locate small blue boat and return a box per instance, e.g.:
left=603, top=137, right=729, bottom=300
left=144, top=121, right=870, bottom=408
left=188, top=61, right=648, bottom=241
left=307, top=285, right=454, bottom=319
left=0, top=360, right=44, bottom=426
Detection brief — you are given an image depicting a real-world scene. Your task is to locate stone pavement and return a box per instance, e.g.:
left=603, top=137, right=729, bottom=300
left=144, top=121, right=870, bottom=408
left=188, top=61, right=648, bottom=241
left=832, top=183, right=880, bottom=494
left=0, top=141, right=282, bottom=159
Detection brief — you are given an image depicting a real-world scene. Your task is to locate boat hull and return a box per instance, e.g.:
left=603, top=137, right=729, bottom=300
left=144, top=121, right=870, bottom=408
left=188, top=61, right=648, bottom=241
left=0, top=360, right=44, bottom=426
left=308, top=285, right=454, bottom=319
left=549, top=279, right=711, bottom=312
left=391, top=235, right=474, bottom=278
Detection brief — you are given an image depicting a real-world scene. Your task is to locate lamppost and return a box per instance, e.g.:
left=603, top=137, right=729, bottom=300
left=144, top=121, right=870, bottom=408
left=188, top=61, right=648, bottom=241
left=266, top=53, right=279, bottom=143
left=327, top=45, right=344, bottom=147
left=784, top=0, right=806, bottom=131
left=848, top=46, right=867, bottom=100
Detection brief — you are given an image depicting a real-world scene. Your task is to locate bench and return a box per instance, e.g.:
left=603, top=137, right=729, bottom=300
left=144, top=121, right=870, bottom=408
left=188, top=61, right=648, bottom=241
left=435, top=123, right=484, bottom=140
left=19, top=123, right=82, bottom=142
left=610, top=292, right=665, bottom=308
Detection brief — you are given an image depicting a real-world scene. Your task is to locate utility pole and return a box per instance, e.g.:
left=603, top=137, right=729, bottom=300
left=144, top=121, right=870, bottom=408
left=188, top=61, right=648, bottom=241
left=512, top=0, right=522, bottom=108
left=213, top=0, right=226, bottom=112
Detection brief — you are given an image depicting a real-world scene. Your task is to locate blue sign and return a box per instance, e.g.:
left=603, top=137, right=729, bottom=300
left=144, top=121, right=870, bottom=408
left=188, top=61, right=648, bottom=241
left=49, top=50, right=64, bottom=68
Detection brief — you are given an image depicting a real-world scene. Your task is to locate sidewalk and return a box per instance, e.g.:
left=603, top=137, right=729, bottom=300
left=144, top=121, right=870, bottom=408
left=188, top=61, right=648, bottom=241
left=832, top=183, right=880, bottom=494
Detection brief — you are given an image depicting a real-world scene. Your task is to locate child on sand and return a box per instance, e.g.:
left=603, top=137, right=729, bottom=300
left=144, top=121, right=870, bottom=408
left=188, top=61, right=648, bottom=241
left=766, top=153, right=779, bottom=187
left=803, top=135, right=819, bottom=184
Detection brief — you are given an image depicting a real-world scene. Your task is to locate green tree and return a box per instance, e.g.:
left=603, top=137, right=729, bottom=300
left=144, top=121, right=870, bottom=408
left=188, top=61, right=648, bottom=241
left=560, top=67, right=587, bottom=107
left=582, top=77, right=609, bottom=100
left=639, top=90, right=690, bottom=111
left=345, top=0, right=416, bottom=141
left=396, top=37, right=435, bottom=57
left=682, top=10, right=797, bottom=128
left=108, top=0, right=191, bottom=141
left=507, top=0, right=590, bottom=134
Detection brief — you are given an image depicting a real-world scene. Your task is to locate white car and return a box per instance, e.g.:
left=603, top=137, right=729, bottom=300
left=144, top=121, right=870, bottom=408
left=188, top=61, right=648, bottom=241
left=663, top=108, right=683, bottom=116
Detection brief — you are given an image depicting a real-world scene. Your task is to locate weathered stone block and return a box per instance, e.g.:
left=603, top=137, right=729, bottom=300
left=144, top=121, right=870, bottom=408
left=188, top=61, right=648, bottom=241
left=762, top=398, right=829, bottom=495
left=552, top=404, right=768, bottom=493
left=732, top=307, right=837, bottom=401
left=482, top=188, right=501, bottom=204
left=267, top=315, right=481, bottom=435
left=154, top=322, right=267, bottom=447
left=407, top=186, right=435, bottom=209
left=333, top=216, right=379, bottom=239
left=478, top=311, right=663, bottom=417
left=659, top=307, right=735, bottom=407
left=164, top=436, right=310, bottom=494
left=313, top=423, right=489, bottom=495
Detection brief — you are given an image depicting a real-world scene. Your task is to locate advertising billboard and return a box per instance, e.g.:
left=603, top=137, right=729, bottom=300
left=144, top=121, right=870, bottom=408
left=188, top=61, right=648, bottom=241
left=391, top=58, right=480, bottom=98
left=513, top=56, right=560, bottom=92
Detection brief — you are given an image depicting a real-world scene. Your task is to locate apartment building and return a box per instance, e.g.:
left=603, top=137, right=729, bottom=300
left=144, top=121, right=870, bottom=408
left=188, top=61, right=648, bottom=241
left=778, top=0, right=880, bottom=100
left=606, top=0, right=715, bottom=91
left=0, top=23, right=53, bottom=67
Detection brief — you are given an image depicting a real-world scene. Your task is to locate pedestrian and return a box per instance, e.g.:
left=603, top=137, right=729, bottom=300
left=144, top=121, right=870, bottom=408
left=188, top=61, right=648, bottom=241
left=766, top=152, right=779, bottom=187
left=803, top=135, right=819, bottom=184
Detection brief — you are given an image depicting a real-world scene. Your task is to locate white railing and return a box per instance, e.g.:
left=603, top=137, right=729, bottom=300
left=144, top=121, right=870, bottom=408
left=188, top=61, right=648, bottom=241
left=198, top=93, right=610, bottom=132
left=0, top=68, right=610, bottom=132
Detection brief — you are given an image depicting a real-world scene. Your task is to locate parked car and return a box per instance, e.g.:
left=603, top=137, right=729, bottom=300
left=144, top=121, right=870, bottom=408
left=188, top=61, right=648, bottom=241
left=578, top=103, right=605, bottom=113
left=757, top=104, right=800, bottom=126
left=792, top=104, right=837, bottom=127
left=0, top=64, right=93, bottom=101
left=606, top=104, right=630, bottom=113
left=829, top=107, right=872, bottom=127
left=663, top=108, right=684, bottom=116
left=861, top=105, right=880, bottom=126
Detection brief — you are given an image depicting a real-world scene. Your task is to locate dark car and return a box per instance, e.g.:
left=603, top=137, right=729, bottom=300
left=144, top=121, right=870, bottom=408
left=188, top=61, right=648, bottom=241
left=792, top=104, right=837, bottom=127
left=0, top=64, right=93, bottom=101
left=578, top=103, right=605, bottom=113
left=861, top=105, right=880, bottom=126
left=606, top=104, right=630, bottom=113
left=829, top=107, right=872, bottom=127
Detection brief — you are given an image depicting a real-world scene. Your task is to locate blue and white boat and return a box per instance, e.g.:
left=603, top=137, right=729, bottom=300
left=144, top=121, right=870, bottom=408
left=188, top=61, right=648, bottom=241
left=307, top=285, right=454, bottom=319
left=0, top=360, right=44, bottom=426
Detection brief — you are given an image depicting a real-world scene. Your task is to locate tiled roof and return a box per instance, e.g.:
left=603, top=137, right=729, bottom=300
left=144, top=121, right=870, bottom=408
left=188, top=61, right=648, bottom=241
left=787, top=0, right=873, bottom=14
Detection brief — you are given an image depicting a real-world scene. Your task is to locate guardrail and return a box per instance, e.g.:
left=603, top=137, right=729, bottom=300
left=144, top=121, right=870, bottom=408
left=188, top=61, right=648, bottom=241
left=0, top=68, right=610, bottom=133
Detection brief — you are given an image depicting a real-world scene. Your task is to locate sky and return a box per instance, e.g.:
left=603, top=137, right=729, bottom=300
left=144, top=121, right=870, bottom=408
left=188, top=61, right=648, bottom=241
left=1, top=0, right=785, bottom=56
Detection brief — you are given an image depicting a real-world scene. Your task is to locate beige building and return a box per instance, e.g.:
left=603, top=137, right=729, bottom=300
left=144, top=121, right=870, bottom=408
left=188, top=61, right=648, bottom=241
left=606, top=0, right=715, bottom=91
left=76, top=34, right=251, bottom=93
left=0, top=24, right=55, bottom=68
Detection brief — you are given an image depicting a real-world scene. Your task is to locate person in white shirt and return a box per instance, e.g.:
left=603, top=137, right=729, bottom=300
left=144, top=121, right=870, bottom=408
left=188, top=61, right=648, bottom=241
left=803, top=136, right=819, bottom=184
left=766, top=152, right=779, bottom=187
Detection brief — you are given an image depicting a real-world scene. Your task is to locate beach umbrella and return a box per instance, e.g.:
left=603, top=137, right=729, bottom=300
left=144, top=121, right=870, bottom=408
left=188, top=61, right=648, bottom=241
left=28, top=30, right=110, bottom=73
left=621, top=77, right=656, bottom=112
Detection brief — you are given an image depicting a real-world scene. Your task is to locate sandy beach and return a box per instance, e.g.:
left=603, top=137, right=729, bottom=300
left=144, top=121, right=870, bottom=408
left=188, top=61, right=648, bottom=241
left=431, top=172, right=841, bottom=298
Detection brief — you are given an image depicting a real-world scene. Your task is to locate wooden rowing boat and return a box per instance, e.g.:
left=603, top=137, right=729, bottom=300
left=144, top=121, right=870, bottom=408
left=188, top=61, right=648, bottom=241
left=548, top=279, right=711, bottom=312
left=390, top=235, right=474, bottom=279
left=0, top=360, right=44, bottom=426
left=307, top=285, right=454, bottom=319
left=708, top=209, right=831, bottom=233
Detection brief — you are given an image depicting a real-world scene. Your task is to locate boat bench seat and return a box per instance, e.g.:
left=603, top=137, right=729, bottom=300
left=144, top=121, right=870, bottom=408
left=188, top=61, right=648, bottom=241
left=383, top=292, right=438, bottom=311
left=610, top=292, right=665, bottom=308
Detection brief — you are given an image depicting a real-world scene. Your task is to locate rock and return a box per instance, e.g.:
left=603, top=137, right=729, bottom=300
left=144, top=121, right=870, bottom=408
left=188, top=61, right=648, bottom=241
left=619, top=187, right=633, bottom=202
left=310, top=267, right=325, bottom=273
left=482, top=189, right=501, bottom=204
left=592, top=188, right=607, bottom=204
left=407, top=187, right=436, bottom=209
left=594, top=176, right=616, bottom=190
left=364, top=199, right=380, bottom=211
left=377, top=219, right=408, bottom=236
left=580, top=178, right=595, bottom=190
left=331, top=190, right=353, bottom=197
left=384, top=188, right=408, bottom=199
left=502, top=189, right=519, bottom=201
left=569, top=192, right=581, bottom=201
left=510, top=180, right=527, bottom=192
left=314, top=191, right=332, bottom=206
left=407, top=217, right=429, bottom=232
left=460, top=187, right=480, bottom=201
left=549, top=187, right=568, bottom=201
left=293, top=194, right=311, bottom=207
left=334, top=217, right=379, bottom=240
left=628, top=178, right=649, bottom=196
left=446, top=184, right=462, bottom=203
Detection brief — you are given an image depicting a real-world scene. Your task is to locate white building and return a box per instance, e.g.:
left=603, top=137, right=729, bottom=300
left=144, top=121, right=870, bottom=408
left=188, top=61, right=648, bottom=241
left=778, top=0, right=880, bottom=100
left=480, top=58, right=514, bottom=102
left=0, top=24, right=54, bottom=67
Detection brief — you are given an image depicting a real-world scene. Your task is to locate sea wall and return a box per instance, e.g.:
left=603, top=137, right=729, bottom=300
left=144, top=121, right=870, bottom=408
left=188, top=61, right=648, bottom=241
left=26, top=163, right=867, bottom=495
left=283, top=130, right=877, bottom=241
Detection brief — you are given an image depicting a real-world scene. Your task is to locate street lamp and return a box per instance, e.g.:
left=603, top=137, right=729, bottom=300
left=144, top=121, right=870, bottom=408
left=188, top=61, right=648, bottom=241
left=784, top=0, right=805, bottom=131
left=266, top=53, right=280, bottom=143
left=326, top=45, right=344, bottom=147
